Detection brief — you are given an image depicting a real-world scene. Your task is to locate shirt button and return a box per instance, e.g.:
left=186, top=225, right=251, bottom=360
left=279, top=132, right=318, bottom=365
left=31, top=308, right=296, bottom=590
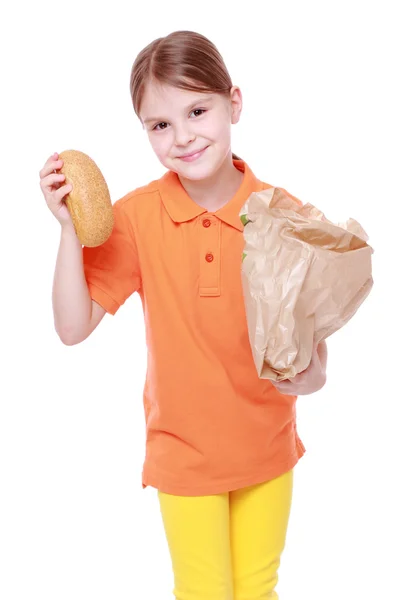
left=205, top=253, right=214, bottom=262
left=203, top=218, right=211, bottom=228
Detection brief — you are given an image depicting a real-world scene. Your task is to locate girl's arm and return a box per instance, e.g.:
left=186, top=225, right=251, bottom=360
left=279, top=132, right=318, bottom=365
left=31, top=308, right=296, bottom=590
left=52, top=224, right=106, bottom=345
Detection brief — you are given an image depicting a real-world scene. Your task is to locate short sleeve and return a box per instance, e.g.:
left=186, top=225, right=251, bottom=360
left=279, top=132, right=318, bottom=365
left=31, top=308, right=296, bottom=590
left=82, top=198, right=141, bottom=315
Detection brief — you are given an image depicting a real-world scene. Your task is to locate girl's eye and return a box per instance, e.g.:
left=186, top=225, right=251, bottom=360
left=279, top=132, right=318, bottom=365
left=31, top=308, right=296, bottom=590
left=192, top=108, right=206, bottom=118
left=152, top=109, right=206, bottom=131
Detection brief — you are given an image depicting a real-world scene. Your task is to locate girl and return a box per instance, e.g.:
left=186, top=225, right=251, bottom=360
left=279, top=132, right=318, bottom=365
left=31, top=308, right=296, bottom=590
left=40, top=30, right=327, bottom=600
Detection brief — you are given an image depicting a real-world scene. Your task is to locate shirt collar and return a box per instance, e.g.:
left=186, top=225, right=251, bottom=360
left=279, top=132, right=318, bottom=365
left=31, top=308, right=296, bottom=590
left=158, top=158, right=265, bottom=231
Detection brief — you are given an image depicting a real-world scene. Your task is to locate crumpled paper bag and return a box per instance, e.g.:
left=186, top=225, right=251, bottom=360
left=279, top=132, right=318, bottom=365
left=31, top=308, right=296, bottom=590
left=239, top=187, right=374, bottom=381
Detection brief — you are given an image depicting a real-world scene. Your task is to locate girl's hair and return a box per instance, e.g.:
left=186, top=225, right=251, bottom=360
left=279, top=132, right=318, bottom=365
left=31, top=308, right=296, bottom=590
left=129, top=30, right=242, bottom=161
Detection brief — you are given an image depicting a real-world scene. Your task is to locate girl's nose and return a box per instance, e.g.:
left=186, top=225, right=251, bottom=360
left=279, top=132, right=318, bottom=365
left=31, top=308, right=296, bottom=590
left=174, top=125, right=195, bottom=147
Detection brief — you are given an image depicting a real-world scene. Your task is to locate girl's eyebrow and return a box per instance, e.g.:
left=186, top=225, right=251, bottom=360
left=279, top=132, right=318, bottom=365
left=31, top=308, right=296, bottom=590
left=143, top=95, right=214, bottom=124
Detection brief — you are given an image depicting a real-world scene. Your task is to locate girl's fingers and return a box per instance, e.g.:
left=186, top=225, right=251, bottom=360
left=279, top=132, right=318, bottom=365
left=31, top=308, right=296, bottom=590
left=39, top=157, right=63, bottom=180
left=40, top=172, right=65, bottom=191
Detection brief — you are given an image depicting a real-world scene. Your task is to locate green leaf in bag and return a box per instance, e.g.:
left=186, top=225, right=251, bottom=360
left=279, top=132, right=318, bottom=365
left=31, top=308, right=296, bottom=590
left=240, top=214, right=250, bottom=226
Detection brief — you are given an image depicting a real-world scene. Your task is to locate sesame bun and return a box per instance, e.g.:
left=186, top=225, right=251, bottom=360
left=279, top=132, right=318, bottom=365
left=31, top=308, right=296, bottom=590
left=59, top=149, right=114, bottom=247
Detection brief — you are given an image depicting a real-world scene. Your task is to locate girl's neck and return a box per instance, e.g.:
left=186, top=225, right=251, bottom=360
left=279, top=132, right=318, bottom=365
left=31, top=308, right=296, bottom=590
left=177, top=153, right=244, bottom=213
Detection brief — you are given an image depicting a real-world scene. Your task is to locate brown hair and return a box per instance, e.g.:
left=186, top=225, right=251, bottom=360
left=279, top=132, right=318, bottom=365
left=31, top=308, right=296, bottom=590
left=129, top=30, right=242, bottom=161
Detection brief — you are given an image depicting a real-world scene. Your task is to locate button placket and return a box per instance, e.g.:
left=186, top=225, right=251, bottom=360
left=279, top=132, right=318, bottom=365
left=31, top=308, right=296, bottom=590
left=199, top=217, right=221, bottom=297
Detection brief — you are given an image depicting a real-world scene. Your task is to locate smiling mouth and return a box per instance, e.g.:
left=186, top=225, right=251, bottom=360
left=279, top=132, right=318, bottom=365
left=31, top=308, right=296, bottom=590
left=178, top=146, right=208, bottom=159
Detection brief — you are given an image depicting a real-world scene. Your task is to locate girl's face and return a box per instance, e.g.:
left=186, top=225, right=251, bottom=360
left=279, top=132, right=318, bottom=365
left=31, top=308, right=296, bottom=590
left=139, top=81, right=242, bottom=180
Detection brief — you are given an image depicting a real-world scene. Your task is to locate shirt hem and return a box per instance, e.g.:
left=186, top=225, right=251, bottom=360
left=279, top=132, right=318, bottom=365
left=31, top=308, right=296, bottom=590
left=141, top=447, right=306, bottom=496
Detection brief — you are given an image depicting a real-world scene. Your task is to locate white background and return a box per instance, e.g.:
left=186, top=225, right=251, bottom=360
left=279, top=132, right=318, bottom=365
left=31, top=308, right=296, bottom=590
left=1, top=1, right=399, bottom=599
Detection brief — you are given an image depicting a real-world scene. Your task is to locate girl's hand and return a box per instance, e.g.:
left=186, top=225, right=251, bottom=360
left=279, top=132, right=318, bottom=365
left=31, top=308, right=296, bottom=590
left=39, top=152, right=74, bottom=227
left=273, top=340, right=328, bottom=396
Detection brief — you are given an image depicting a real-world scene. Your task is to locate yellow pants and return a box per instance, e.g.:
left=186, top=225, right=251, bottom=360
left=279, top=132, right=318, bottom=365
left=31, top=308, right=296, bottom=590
left=157, top=469, right=293, bottom=600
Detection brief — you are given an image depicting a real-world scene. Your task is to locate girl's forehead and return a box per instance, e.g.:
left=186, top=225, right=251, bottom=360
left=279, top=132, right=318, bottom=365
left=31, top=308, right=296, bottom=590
left=144, top=82, right=212, bottom=103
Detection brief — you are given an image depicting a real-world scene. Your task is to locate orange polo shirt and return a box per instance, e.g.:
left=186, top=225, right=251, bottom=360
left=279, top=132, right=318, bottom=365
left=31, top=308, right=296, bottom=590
left=82, top=158, right=306, bottom=496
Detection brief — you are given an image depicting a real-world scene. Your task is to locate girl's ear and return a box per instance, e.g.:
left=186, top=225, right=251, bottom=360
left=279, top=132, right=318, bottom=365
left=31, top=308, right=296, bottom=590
left=230, top=86, right=242, bottom=124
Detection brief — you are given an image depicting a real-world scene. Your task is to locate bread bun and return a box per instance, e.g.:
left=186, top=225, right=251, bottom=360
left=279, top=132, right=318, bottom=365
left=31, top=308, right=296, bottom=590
left=58, top=149, right=114, bottom=247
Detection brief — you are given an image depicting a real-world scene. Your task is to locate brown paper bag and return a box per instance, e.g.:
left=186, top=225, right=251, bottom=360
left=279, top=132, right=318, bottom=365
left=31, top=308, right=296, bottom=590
left=239, top=187, right=374, bottom=381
